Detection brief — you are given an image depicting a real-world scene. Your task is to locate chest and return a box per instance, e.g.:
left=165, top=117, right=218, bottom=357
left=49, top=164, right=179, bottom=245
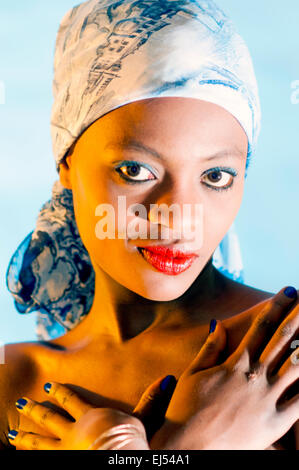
left=11, top=326, right=210, bottom=440
left=10, top=315, right=249, bottom=443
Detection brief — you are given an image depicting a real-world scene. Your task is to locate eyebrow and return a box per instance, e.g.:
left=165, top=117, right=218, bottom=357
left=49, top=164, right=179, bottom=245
left=105, top=139, right=245, bottom=162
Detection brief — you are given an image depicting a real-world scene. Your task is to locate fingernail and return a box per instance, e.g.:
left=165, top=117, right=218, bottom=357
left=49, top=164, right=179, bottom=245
left=44, top=382, right=52, bottom=394
left=160, top=375, right=176, bottom=392
left=15, top=398, right=28, bottom=410
left=284, top=286, right=297, bottom=299
left=8, top=430, right=18, bottom=441
left=209, top=319, right=217, bottom=334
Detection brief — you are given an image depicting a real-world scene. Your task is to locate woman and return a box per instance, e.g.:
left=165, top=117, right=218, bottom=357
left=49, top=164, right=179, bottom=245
left=3, top=0, right=298, bottom=450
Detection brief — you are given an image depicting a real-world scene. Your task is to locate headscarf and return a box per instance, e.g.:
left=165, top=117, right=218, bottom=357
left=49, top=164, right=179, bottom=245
left=6, top=0, right=260, bottom=340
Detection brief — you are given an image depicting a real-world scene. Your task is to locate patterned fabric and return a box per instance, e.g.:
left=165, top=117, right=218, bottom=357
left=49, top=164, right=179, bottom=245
left=6, top=0, right=260, bottom=340
left=51, top=0, right=261, bottom=169
left=6, top=181, right=95, bottom=340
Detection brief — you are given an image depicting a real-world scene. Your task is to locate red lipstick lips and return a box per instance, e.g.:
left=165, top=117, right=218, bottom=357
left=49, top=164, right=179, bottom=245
left=137, top=245, right=199, bottom=275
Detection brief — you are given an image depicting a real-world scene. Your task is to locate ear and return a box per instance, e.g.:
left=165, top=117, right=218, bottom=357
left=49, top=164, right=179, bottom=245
left=59, top=156, right=72, bottom=190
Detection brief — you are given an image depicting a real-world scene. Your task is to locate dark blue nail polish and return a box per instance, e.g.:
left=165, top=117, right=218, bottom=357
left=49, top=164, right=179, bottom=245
left=44, top=382, right=52, bottom=393
left=209, top=319, right=217, bottom=334
left=284, top=286, right=297, bottom=299
left=15, top=398, right=28, bottom=410
left=160, top=375, right=176, bottom=392
left=8, top=430, right=18, bottom=441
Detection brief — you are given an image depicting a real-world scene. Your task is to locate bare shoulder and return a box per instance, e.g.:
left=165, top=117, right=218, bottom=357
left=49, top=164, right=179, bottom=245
left=229, top=278, right=275, bottom=301
left=218, top=273, right=298, bottom=354
left=215, top=269, right=275, bottom=317
left=0, top=341, right=41, bottom=449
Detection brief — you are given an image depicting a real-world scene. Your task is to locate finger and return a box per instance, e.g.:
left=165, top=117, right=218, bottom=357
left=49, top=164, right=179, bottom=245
left=185, top=319, right=227, bottom=375
left=275, top=392, right=299, bottom=426
left=232, top=286, right=298, bottom=362
left=132, top=375, right=177, bottom=441
left=260, top=302, right=299, bottom=372
left=44, top=382, right=93, bottom=420
left=271, top=347, right=299, bottom=396
left=15, top=397, right=71, bottom=438
left=8, top=429, right=60, bottom=450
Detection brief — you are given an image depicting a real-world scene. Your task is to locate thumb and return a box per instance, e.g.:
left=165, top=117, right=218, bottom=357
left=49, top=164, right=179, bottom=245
left=186, top=319, right=227, bottom=374
left=132, top=375, right=177, bottom=441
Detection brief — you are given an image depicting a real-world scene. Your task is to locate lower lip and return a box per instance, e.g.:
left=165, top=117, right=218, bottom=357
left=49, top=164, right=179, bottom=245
left=137, top=247, right=197, bottom=275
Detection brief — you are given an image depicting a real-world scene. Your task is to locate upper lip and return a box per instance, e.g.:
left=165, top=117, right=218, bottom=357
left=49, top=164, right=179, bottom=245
left=137, top=245, right=199, bottom=258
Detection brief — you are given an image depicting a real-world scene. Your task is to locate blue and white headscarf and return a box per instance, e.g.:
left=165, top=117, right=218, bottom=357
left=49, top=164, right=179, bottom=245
left=6, top=0, right=261, bottom=340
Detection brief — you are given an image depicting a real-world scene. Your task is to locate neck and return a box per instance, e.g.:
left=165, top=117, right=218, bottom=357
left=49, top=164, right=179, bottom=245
left=63, top=256, right=220, bottom=345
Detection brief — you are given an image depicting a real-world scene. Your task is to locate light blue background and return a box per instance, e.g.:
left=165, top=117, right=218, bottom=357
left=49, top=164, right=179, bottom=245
left=0, top=1, right=298, bottom=344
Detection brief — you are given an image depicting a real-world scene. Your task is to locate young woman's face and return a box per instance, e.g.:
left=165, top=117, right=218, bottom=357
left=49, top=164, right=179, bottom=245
left=60, top=97, right=248, bottom=301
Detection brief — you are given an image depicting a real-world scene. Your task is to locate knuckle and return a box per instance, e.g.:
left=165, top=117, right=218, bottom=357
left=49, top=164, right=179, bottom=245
left=30, top=436, right=39, bottom=451
left=255, top=315, right=275, bottom=331
left=143, top=392, right=156, bottom=402
left=51, top=382, right=67, bottom=397
left=60, top=390, right=76, bottom=407
left=39, top=407, right=56, bottom=426
left=244, top=362, right=265, bottom=383
left=54, top=387, right=76, bottom=405
left=204, top=339, right=217, bottom=353
left=272, top=297, right=286, bottom=309
left=278, top=323, right=294, bottom=339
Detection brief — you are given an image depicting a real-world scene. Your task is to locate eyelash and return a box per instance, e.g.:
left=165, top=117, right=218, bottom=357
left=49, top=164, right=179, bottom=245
left=114, top=161, right=238, bottom=191
left=114, top=160, right=158, bottom=185
left=201, top=166, right=238, bottom=192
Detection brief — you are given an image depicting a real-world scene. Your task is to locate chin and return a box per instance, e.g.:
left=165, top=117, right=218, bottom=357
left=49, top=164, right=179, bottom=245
left=129, top=275, right=197, bottom=302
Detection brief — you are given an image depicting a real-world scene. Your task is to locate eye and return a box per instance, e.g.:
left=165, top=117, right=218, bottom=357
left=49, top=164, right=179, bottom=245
left=201, top=167, right=237, bottom=191
left=115, top=161, right=157, bottom=184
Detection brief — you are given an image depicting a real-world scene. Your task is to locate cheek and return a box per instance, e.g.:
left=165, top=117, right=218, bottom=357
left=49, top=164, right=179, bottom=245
left=203, top=185, right=244, bottom=250
left=71, top=170, right=140, bottom=275
left=71, top=167, right=113, bottom=252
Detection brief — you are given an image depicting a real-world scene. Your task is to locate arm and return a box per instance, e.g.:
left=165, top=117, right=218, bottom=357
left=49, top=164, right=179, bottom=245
left=7, top=321, right=227, bottom=451
left=150, top=286, right=299, bottom=450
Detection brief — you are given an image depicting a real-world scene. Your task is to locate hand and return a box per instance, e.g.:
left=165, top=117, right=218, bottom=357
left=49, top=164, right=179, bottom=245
left=150, top=286, right=299, bottom=450
left=8, top=316, right=228, bottom=450
left=8, top=375, right=176, bottom=450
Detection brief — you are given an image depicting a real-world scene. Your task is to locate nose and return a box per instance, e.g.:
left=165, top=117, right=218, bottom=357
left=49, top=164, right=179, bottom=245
left=148, top=182, right=204, bottom=243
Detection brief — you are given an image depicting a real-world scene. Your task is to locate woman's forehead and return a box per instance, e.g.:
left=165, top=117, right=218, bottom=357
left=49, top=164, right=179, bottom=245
left=82, top=97, right=248, bottom=154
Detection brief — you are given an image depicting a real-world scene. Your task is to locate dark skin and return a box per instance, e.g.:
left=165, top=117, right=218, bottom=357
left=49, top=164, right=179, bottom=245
left=1, top=98, right=297, bottom=449
left=1, top=264, right=297, bottom=449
